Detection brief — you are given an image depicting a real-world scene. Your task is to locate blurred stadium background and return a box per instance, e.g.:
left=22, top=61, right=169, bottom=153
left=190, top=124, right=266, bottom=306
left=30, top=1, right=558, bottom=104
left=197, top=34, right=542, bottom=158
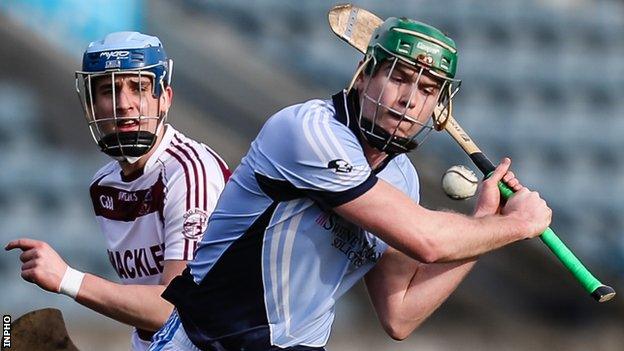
left=1, top=0, right=623, bottom=350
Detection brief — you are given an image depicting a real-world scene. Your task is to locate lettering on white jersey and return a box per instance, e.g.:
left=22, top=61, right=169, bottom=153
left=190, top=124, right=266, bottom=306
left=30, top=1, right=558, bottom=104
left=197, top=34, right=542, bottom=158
left=91, top=128, right=229, bottom=284
left=89, top=127, right=230, bottom=348
left=91, top=174, right=165, bottom=221
left=118, top=191, right=139, bottom=202
left=107, top=243, right=165, bottom=280
left=100, top=195, right=114, bottom=210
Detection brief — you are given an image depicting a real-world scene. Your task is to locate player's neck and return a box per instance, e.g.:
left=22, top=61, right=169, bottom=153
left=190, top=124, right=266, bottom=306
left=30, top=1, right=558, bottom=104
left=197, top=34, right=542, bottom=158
left=119, top=154, right=150, bottom=177
left=363, top=142, right=389, bottom=170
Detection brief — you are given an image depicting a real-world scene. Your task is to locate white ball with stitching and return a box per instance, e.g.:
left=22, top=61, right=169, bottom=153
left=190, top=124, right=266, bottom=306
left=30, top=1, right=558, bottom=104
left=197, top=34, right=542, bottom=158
left=441, top=165, right=479, bottom=200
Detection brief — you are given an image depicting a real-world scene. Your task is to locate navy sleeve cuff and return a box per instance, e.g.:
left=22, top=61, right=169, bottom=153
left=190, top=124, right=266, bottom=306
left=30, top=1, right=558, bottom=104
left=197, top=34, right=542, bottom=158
left=305, top=173, right=378, bottom=208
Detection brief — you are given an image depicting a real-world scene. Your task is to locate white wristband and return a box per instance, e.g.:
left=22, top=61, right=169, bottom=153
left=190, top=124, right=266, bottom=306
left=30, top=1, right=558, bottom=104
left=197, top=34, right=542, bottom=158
left=58, top=266, right=85, bottom=299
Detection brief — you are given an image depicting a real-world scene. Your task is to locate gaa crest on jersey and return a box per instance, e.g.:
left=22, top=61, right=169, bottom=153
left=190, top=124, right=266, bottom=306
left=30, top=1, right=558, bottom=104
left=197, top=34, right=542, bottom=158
left=328, top=159, right=353, bottom=173
left=137, top=189, right=153, bottom=216
left=183, top=208, right=208, bottom=239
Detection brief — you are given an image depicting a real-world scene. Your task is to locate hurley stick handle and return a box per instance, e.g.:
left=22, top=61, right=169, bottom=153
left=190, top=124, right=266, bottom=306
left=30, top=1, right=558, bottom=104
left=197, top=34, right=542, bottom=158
left=475, top=152, right=615, bottom=302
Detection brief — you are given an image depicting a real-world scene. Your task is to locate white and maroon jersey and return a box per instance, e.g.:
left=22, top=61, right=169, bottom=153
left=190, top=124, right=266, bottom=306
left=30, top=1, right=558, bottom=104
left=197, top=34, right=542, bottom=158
left=89, top=124, right=231, bottom=286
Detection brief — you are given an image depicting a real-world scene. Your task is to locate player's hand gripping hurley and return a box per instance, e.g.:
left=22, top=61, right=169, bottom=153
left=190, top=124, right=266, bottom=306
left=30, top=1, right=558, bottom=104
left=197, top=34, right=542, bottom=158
left=328, top=3, right=615, bottom=302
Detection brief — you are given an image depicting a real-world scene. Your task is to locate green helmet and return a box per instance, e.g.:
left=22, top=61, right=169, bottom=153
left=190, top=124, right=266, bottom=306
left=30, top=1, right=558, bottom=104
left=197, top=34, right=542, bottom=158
left=354, top=17, right=461, bottom=155
left=366, top=17, right=458, bottom=79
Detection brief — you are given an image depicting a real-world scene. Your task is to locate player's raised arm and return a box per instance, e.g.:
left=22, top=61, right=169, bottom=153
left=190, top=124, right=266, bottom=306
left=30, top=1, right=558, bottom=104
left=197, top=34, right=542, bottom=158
left=362, top=159, right=528, bottom=340
left=335, top=158, right=550, bottom=263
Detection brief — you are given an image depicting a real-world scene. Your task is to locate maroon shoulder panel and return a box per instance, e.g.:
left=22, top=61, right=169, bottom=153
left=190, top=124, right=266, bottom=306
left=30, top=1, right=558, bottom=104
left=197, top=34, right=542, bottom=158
left=90, top=174, right=166, bottom=222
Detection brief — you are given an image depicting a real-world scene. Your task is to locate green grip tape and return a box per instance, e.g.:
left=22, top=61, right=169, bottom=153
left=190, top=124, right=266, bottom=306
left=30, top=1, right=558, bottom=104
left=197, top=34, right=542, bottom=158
left=495, top=181, right=602, bottom=294
left=539, top=228, right=602, bottom=293
left=497, top=181, right=514, bottom=199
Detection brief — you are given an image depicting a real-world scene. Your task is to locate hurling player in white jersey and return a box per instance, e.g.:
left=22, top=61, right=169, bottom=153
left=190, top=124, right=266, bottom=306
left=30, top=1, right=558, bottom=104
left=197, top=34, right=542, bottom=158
left=148, top=15, right=552, bottom=351
left=6, top=31, right=230, bottom=350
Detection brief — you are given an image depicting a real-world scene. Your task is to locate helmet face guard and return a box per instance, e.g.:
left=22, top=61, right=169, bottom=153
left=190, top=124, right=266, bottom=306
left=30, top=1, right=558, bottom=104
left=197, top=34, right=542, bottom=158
left=75, top=32, right=173, bottom=163
left=351, top=18, right=461, bottom=155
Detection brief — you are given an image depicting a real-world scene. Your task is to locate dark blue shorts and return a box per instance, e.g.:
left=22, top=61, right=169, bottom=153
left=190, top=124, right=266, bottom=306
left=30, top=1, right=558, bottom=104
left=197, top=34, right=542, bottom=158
left=190, top=324, right=326, bottom=351
left=150, top=309, right=326, bottom=351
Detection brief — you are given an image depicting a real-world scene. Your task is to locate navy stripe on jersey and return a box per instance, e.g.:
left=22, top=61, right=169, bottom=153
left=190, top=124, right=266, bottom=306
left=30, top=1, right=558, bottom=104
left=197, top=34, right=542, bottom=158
left=183, top=238, right=189, bottom=261
left=162, top=202, right=278, bottom=343
left=171, top=142, right=200, bottom=209
left=174, top=135, right=208, bottom=210
left=165, top=148, right=192, bottom=210
left=255, top=172, right=378, bottom=209
left=205, top=146, right=231, bottom=183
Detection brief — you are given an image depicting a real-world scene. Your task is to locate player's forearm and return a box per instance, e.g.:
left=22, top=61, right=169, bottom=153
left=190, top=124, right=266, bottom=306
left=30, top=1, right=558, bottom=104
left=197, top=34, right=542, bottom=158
left=356, top=205, right=527, bottom=263
left=412, top=209, right=529, bottom=262
left=366, top=251, right=476, bottom=340
left=75, top=273, right=172, bottom=331
left=389, top=259, right=476, bottom=339
left=336, top=180, right=531, bottom=263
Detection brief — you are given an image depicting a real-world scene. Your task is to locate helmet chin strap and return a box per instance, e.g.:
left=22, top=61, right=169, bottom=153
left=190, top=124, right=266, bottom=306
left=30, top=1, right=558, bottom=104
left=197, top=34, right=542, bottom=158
left=117, top=154, right=142, bottom=164
left=359, top=117, right=419, bottom=154
left=98, top=121, right=164, bottom=163
left=103, top=97, right=169, bottom=165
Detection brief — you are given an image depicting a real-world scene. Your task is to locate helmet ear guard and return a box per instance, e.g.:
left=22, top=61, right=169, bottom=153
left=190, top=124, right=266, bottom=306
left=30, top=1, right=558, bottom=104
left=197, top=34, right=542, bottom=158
left=165, top=58, right=173, bottom=87
left=432, top=80, right=461, bottom=131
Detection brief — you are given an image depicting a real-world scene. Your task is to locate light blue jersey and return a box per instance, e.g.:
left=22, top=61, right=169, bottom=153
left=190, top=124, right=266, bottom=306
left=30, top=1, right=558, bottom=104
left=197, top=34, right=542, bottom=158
left=162, top=91, right=420, bottom=349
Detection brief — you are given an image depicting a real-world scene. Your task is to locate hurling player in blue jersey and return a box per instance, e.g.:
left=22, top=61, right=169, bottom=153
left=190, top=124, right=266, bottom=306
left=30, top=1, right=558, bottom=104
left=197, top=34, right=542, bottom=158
left=149, top=16, right=552, bottom=351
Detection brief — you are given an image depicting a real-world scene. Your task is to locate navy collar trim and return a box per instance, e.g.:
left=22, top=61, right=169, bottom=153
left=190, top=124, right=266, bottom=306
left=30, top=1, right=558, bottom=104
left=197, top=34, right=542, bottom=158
left=331, top=89, right=362, bottom=138
left=331, top=89, right=397, bottom=173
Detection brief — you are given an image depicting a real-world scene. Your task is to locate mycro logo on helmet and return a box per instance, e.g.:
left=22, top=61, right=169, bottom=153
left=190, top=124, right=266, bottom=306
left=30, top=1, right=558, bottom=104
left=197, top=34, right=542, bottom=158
left=328, top=159, right=353, bottom=173
left=99, top=51, right=131, bottom=60
left=416, top=42, right=440, bottom=55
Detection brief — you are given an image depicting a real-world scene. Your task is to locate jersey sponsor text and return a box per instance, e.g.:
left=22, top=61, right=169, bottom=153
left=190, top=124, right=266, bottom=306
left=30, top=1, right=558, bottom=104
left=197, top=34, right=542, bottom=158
left=107, top=243, right=165, bottom=280
left=316, top=212, right=383, bottom=267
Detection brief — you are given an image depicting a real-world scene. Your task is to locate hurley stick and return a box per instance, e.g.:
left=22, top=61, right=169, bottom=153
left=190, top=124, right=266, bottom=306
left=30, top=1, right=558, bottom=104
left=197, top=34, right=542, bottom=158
left=328, top=3, right=615, bottom=302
